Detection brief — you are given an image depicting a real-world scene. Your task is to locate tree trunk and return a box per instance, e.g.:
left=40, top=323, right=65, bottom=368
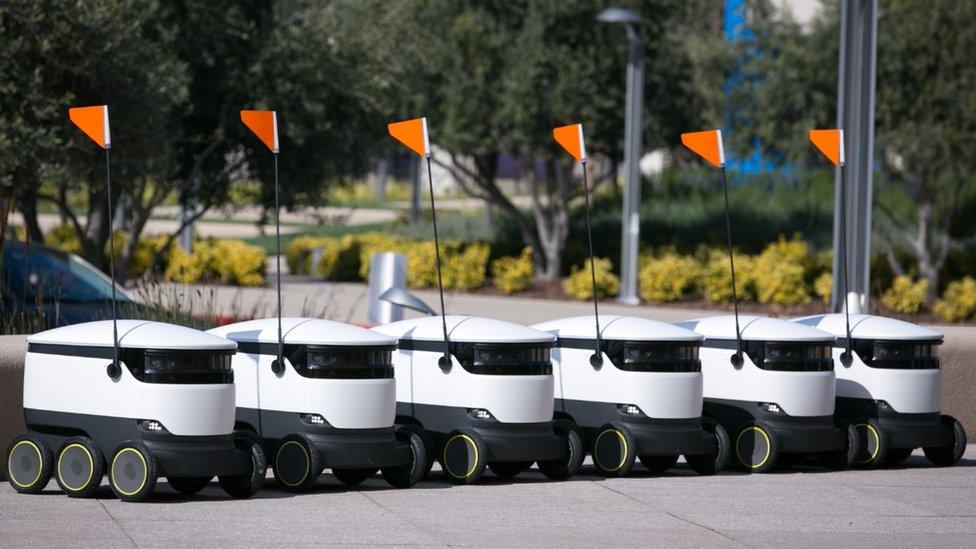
left=17, top=171, right=44, bottom=244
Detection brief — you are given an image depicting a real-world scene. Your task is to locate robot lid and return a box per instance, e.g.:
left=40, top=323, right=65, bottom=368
left=373, top=315, right=555, bottom=345
left=27, top=319, right=236, bottom=351
left=677, top=315, right=834, bottom=343
left=532, top=315, right=702, bottom=343
left=207, top=317, right=396, bottom=347
left=793, top=313, right=943, bottom=343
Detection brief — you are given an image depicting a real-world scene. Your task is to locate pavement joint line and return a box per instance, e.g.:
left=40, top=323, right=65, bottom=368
left=588, top=478, right=748, bottom=547
left=97, top=498, right=138, bottom=547
left=355, top=489, right=443, bottom=545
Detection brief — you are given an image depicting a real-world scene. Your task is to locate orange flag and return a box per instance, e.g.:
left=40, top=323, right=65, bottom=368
left=68, top=105, right=111, bottom=149
left=387, top=117, right=430, bottom=158
left=680, top=129, right=725, bottom=168
left=553, top=123, right=587, bottom=163
left=241, top=110, right=279, bottom=153
left=809, top=129, right=845, bottom=166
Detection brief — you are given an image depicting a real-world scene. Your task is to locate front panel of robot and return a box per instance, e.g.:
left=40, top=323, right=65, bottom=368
left=834, top=348, right=941, bottom=414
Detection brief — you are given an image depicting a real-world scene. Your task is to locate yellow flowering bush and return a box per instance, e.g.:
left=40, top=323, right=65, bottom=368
left=638, top=251, right=700, bottom=302
left=492, top=247, right=534, bottom=294
left=934, top=276, right=976, bottom=322
left=164, top=239, right=266, bottom=286
left=702, top=248, right=755, bottom=303
left=814, top=272, right=833, bottom=305
left=752, top=235, right=811, bottom=306
left=881, top=275, right=928, bottom=314
left=563, top=257, right=619, bottom=300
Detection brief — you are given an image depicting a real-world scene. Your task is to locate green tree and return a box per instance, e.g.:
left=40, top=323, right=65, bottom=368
left=729, top=0, right=976, bottom=302
left=342, top=0, right=709, bottom=278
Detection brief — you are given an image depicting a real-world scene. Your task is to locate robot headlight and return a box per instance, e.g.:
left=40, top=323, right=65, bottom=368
left=466, top=408, right=495, bottom=421
left=617, top=404, right=645, bottom=416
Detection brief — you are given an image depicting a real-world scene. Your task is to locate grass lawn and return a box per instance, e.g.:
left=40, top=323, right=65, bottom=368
left=243, top=221, right=395, bottom=252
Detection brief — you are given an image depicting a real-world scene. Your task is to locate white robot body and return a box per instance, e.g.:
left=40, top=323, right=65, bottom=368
left=531, top=316, right=723, bottom=470
left=374, top=315, right=557, bottom=424
left=791, top=314, right=963, bottom=464
left=793, top=314, right=942, bottom=414
left=10, top=320, right=256, bottom=497
left=208, top=318, right=412, bottom=472
left=373, top=315, right=574, bottom=474
left=677, top=315, right=849, bottom=464
left=25, top=320, right=237, bottom=437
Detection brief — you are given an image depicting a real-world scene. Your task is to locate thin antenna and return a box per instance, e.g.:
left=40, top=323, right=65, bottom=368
left=837, top=143, right=853, bottom=366
left=580, top=160, right=603, bottom=367
left=424, top=155, right=451, bottom=370
left=105, top=147, right=120, bottom=371
left=274, top=152, right=284, bottom=374
left=720, top=167, right=743, bottom=366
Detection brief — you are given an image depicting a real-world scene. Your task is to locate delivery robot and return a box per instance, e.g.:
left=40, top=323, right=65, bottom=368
left=676, top=315, right=859, bottom=472
left=532, top=315, right=728, bottom=476
left=208, top=317, right=426, bottom=490
left=6, top=320, right=264, bottom=501
left=372, top=315, right=583, bottom=484
left=793, top=313, right=966, bottom=467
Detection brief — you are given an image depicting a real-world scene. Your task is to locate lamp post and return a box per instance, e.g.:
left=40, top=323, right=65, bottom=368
left=598, top=7, right=644, bottom=305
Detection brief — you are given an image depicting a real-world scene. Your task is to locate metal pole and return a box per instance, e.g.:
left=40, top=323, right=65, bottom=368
left=832, top=0, right=877, bottom=313
left=617, top=24, right=644, bottom=305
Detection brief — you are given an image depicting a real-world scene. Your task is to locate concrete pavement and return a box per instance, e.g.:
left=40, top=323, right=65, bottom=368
left=2, top=449, right=974, bottom=547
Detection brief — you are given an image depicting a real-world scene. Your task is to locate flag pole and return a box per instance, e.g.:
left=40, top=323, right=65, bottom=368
left=105, top=146, right=120, bottom=371
left=580, top=159, right=603, bottom=367
left=424, top=154, right=451, bottom=370
left=837, top=150, right=853, bottom=366
left=274, top=152, right=284, bottom=374
left=720, top=166, right=743, bottom=366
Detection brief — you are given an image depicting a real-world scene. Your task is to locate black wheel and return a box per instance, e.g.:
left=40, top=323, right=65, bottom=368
left=395, top=424, right=435, bottom=479
left=685, top=417, right=730, bottom=475
left=6, top=433, right=53, bottom=494
left=537, top=419, right=585, bottom=481
left=168, top=477, right=211, bottom=495
left=884, top=447, right=914, bottom=466
left=381, top=426, right=428, bottom=488
left=439, top=429, right=487, bottom=484
left=639, top=455, right=679, bottom=474
left=923, top=415, right=967, bottom=466
left=733, top=421, right=779, bottom=473
left=109, top=441, right=158, bottom=502
left=592, top=423, right=637, bottom=477
left=332, top=468, right=378, bottom=486
left=823, top=418, right=859, bottom=470
left=219, top=430, right=267, bottom=499
left=56, top=437, right=104, bottom=498
left=273, top=434, right=321, bottom=492
left=488, top=461, right=533, bottom=479
left=853, top=417, right=887, bottom=468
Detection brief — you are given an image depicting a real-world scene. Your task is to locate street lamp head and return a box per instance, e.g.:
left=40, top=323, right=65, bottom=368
left=596, top=8, right=642, bottom=25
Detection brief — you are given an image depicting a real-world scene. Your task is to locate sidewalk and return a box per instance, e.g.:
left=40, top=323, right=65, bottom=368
left=164, top=276, right=717, bottom=326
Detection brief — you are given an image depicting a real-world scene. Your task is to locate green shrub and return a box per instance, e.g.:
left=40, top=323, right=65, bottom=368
left=752, top=235, right=811, bottom=306
left=492, top=247, right=534, bottom=294
left=881, top=275, right=928, bottom=314
left=44, top=223, right=82, bottom=255
left=284, top=235, right=331, bottom=275
left=934, top=277, right=976, bottom=322
left=563, top=257, right=619, bottom=300
left=814, top=272, right=833, bottom=305
left=702, top=248, right=755, bottom=303
left=639, top=251, right=700, bottom=302
left=357, top=232, right=411, bottom=280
